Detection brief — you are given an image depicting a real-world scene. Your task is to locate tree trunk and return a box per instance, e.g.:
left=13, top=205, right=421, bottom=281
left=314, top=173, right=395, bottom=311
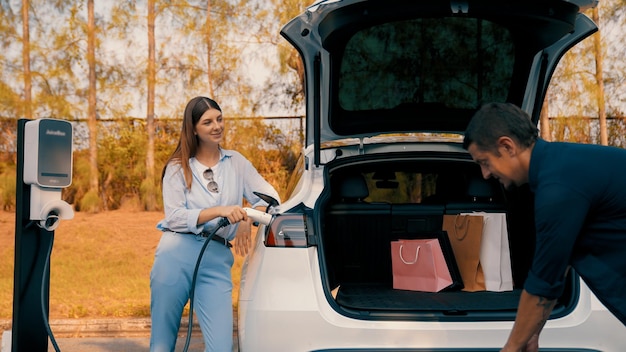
left=540, top=97, right=551, bottom=141
left=145, top=0, right=157, bottom=210
left=592, top=7, right=607, bottom=146
left=22, top=0, right=32, bottom=119
left=87, top=0, right=100, bottom=208
left=206, top=0, right=214, bottom=97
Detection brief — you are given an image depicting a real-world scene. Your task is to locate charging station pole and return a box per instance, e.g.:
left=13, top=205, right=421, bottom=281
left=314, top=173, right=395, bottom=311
left=12, top=118, right=52, bottom=351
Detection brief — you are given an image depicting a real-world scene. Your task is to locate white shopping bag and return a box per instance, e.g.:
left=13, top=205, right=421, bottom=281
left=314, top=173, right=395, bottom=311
left=462, top=212, right=513, bottom=292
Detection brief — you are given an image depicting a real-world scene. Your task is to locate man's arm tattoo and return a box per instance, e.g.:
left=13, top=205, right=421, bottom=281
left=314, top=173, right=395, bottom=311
left=535, top=296, right=556, bottom=330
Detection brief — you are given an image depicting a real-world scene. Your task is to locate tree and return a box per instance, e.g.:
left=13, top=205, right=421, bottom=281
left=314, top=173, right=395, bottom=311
left=546, top=0, right=624, bottom=146
left=0, top=1, right=21, bottom=118
left=29, top=1, right=82, bottom=120
left=152, top=0, right=237, bottom=115
left=247, top=0, right=309, bottom=115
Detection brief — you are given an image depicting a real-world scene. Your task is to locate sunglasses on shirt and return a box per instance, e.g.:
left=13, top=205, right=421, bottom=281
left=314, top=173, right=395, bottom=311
left=203, top=168, right=219, bottom=193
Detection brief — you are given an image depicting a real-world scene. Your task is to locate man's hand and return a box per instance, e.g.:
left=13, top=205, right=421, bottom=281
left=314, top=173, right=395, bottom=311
left=525, top=333, right=540, bottom=352
left=501, top=290, right=555, bottom=352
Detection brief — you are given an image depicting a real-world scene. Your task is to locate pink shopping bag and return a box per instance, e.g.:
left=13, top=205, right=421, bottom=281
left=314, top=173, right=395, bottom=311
left=391, top=239, right=454, bottom=292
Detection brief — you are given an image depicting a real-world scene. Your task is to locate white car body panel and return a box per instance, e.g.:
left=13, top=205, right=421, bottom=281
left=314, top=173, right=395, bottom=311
left=239, top=239, right=626, bottom=351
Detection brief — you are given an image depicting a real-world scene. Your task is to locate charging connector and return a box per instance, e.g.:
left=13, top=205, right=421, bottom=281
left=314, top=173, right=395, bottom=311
left=38, top=211, right=60, bottom=231
left=243, top=207, right=272, bottom=225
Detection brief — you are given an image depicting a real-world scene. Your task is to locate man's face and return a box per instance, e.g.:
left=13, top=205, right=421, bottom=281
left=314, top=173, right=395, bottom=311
left=467, top=141, right=525, bottom=189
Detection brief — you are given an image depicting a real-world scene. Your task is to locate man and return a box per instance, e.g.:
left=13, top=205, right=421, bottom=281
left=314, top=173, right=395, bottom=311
left=463, top=102, right=626, bottom=352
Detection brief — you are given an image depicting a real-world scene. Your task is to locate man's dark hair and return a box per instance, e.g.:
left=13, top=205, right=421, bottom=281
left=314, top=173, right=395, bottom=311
left=463, top=102, right=538, bottom=153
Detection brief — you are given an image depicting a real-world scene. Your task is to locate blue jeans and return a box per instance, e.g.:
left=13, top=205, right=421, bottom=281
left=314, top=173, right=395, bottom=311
left=150, top=231, right=234, bottom=352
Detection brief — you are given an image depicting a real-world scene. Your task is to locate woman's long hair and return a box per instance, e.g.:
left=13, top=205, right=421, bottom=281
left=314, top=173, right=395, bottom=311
left=161, top=96, right=222, bottom=190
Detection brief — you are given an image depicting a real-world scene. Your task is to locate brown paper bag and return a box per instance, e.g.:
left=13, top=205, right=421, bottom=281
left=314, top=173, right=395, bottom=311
left=442, top=214, right=485, bottom=291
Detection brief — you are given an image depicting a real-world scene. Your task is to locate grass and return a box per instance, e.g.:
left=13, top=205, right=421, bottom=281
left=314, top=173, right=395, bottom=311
left=0, top=209, right=247, bottom=319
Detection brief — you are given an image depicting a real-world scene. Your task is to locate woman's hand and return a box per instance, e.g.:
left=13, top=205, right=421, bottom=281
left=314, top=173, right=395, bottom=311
left=198, top=205, right=247, bottom=226
left=221, top=205, right=248, bottom=225
left=234, top=218, right=252, bottom=256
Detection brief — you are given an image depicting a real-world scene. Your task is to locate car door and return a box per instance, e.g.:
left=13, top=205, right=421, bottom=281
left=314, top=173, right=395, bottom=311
left=281, top=0, right=599, bottom=165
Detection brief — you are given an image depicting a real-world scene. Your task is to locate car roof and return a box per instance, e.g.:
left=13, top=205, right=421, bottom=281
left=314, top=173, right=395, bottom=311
left=282, top=0, right=598, bottom=158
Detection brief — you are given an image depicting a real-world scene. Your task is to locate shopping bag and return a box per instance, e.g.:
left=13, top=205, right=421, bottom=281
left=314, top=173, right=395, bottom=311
left=465, top=212, right=513, bottom=292
left=391, top=238, right=453, bottom=292
left=443, top=214, right=486, bottom=292
left=405, top=231, right=464, bottom=291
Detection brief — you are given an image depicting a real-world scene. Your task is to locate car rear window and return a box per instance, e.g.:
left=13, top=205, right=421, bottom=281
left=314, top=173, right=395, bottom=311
left=338, top=17, right=515, bottom=111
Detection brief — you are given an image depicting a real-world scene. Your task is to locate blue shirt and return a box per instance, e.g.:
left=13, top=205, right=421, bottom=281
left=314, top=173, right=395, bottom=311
left=526, top=139, right=626, bottom=324
left=156, top=148, right=280, bottom=240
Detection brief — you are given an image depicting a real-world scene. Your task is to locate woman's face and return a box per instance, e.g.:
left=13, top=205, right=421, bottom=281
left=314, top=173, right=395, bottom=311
left=194, top=108, right=224, bottom=146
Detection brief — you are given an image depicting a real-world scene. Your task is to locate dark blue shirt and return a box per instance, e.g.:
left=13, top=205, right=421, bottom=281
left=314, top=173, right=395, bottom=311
left=526, top=139, right=626, bottom=324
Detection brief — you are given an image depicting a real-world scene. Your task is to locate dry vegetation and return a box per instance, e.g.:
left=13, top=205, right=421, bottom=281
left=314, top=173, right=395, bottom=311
left=0, top=209, right=248, bottom=319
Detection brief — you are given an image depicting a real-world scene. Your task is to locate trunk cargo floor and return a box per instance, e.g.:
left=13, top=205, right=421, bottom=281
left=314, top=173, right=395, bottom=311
left=335, top=283, right=522, bottom=311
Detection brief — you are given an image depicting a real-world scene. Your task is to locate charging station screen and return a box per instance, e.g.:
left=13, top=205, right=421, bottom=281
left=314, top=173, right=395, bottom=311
left=38, top=119, right=72, bottom=187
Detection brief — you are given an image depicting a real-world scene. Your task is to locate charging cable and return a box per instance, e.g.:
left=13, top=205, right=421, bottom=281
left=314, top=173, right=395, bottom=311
left=41, top=230, right=61, bottom=352
left=182, top=217, right=230, bottom=352
left=16, top=220, right=61, bottom=351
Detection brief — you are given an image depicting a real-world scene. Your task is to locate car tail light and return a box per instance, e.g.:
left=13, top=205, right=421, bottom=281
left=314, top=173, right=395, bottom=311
left=264, top=213, right=308, bottom=247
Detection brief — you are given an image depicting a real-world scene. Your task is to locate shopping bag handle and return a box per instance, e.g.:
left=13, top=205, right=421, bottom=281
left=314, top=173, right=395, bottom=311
left=399, top=244, right=420, bottom=264
left=453, top=214, right=470, bottom=240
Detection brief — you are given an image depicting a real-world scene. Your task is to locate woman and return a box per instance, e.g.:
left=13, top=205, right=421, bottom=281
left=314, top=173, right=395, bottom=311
left=150, top=96, right=280, bottom=351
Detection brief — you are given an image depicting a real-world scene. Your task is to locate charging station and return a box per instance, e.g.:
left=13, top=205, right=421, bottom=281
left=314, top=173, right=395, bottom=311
left=11, top=118, right=74, bottom=352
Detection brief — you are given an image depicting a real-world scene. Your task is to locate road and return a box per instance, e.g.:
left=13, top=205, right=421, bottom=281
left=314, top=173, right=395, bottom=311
left=1, top=318, right=239, bottom=352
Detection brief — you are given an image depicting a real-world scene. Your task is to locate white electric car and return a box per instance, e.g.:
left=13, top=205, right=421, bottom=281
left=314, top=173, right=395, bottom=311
left=238, top=0, right=626, bottom=351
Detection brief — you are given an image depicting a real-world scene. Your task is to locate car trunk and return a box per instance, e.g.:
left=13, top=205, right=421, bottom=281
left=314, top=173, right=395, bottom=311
left=318, top=152, right=578, bottom=321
